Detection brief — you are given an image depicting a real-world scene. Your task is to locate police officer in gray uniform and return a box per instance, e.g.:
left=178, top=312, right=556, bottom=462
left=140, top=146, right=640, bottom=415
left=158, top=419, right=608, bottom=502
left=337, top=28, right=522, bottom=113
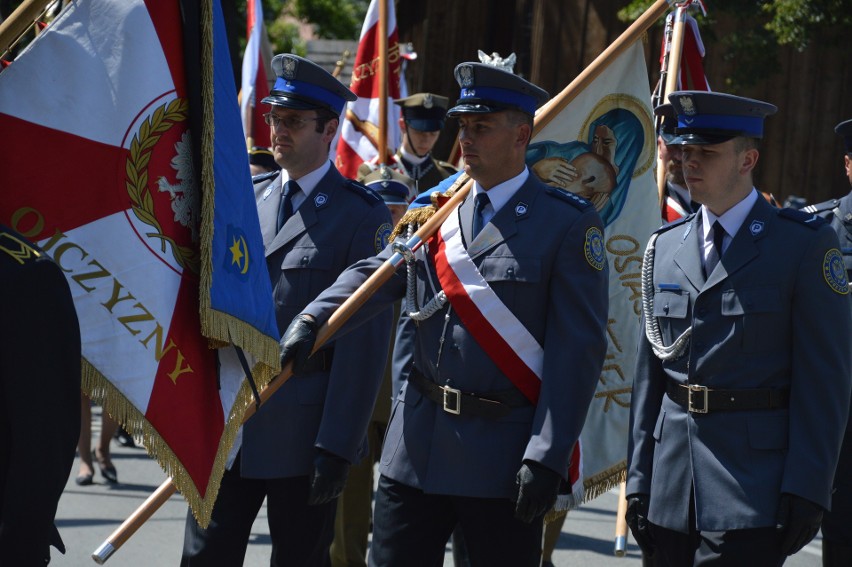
left=626, top=92, right=852, bottom=565
left=181, top=54, right=393, bottom=567
left=278, top=62, right=609, bottom=566
left=813, top=118, right=852, bottom=567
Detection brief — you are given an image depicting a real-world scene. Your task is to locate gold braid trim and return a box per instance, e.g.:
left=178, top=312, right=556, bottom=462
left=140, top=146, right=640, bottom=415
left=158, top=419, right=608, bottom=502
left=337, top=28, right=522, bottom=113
left=81, top=354, right=277, bottom=529
left=388, top=175, right=468, bottom=241
left=197, top=0, right=279, bottom=371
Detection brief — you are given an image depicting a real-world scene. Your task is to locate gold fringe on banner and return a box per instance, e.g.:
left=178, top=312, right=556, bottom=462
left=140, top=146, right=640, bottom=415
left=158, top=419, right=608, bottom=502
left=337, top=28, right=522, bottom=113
left=196, top=0, right=280, bottom=374
left=83, top=355, right=277, bottom=528
left=545, top=462, right=626, bottom=523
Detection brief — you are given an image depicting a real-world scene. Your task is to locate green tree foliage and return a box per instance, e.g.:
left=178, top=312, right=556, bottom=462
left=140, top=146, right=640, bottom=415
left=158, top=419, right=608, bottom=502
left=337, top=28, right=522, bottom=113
left=236, top=0, right=367, bottom=57
left=617, top=0, right=852, bottom=88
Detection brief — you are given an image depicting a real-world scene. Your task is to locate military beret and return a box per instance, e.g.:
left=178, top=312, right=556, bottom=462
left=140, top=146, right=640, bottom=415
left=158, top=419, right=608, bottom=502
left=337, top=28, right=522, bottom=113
left=835, top=119, right=852, bottom=154
left=395, top=93, right=449, bottom=132
left=248, top=146, right=280, bottom=172
left=447, top=62, right=549, bottom=117
left=668, top=91, right=777, bottom=145
left=361, top=165, right=413, bottom=206
left=262, top=54, right=356, bottom=115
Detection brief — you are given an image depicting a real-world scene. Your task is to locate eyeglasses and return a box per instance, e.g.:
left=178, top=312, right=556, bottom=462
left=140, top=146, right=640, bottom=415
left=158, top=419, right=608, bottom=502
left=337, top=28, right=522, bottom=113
left=263, top=112, right=319, bottom=131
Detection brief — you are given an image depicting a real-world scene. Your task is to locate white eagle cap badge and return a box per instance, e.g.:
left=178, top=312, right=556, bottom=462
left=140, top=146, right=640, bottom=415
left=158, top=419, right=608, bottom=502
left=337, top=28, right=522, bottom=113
left=679, top=95, right=697, bottom=116
left=458, top=65, right=474, bottom=87
left=423, top=94, right=434, bottom=109
left=281, top=56, right=297, bottom=80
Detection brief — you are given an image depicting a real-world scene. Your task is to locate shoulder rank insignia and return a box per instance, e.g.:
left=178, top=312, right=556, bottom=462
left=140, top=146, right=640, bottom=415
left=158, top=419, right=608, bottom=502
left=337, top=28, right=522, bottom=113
left=0, top=231, right=42, bottom=265
left=654, top=213, right=694, bottom=235
left=777, top=207, right=827, bottom=229
left=823, top=248, right=850, bottom=295
left=345, top=179, right=382, bottom=205
left=252, top=170, right=279, bottom=185
left=801, top=199, right=840, bottom=215
left=584, top=226, right=606, bottom=271
left=544, top=186, right=593, bottom=211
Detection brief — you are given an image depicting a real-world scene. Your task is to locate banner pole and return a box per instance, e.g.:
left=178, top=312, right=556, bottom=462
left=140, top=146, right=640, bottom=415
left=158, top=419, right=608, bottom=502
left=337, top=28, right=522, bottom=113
left=534, top=0, right=672, bottom=133
left=0, top=0, right=52, bottom=58
left=377, top=0, right=389, bottom=163
left=656, top=4, right=688, bottom=207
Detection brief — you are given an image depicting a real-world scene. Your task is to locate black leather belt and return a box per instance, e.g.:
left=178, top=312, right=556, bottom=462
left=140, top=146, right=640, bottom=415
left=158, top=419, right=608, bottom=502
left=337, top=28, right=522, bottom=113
left=298, top=348, right=334, bottom=374
left=408, top=368, right=531, bottom=419
left=666, top=379, right=789, bottom=414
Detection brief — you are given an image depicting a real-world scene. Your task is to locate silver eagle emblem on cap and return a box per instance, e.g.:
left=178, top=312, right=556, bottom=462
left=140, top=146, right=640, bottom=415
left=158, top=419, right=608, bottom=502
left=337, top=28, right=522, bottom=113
left=423, top=94, right=433, bottom=109
left=459, top=65, right=474, bottom=87
left=281, top=57, right=297, bottom=80
left=679, top=95, right=696, bottom=116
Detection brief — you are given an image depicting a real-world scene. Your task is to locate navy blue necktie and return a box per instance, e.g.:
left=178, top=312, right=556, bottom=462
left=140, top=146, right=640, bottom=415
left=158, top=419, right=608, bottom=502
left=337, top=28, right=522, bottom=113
left=471, top=192, right=490, bottom=240
left=705, top=221, right=726, bottom=276
left=276, top=180, right=299, bottom=232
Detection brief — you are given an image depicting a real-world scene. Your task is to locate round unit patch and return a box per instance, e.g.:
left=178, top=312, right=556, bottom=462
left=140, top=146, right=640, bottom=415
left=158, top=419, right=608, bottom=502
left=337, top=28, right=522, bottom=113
left=823, top=248, right=850, bottom=294
left=375, top=222, right=392, bottom=253
left=584, top=226, right=606, bottom=271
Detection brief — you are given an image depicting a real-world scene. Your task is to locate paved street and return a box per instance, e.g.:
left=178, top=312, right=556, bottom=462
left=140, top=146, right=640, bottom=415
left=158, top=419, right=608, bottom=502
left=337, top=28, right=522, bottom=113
left=52, top=407, right=824, bottom=566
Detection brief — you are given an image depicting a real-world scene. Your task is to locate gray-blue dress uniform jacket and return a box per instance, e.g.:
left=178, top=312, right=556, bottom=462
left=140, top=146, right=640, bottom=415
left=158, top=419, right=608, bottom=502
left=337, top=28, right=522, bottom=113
left=241, top=164, right=393, bottom=478
left=627, top=196, right=852, bottom=533
left=303, top=174, right=609, bottom=499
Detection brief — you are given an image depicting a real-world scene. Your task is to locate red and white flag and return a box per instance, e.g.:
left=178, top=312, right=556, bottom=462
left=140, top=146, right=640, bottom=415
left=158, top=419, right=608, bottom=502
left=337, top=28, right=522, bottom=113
left=0, top=0, right=279, bottom=527
left=660, top=11, right=710, bottom=92
left=334, top=0, right=401, bottom=178
left=240, top=0, right=272, bottom=146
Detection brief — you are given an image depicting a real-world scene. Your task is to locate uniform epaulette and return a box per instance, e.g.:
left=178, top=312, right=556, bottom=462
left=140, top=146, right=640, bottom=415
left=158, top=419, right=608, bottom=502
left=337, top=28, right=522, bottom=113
left=801, top=199, right=840, bottom=214
left=344, top=179, right=383, bottom=205
left=654, top=213, right=695, bottom=234
left=544, top=186, right=593, bottom=211
left=777, top=207, right=828, bottom=229
left=251, top=170, right=279, bottom=185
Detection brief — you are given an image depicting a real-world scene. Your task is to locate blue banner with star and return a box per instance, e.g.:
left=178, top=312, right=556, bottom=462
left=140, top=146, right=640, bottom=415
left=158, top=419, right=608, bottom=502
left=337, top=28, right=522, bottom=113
left=201, top=0, right=279, bottom=370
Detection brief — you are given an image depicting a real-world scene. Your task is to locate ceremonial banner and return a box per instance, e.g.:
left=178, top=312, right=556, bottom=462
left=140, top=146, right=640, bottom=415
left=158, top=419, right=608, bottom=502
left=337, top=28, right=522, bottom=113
left=527, top=41, right=659, bottom=508
left=334, top=0, right=401, bottom=178
left=239, top=0, right=272, bottom=145
left=0, top=0, right=279, bottom=526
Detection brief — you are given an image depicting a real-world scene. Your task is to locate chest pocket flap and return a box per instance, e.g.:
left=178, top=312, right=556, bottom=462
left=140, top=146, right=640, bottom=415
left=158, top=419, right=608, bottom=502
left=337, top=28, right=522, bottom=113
left=280, top=246, right=334, bottom=271
left=653, top=289, right=689, bottom=318
left=478, top=256, right=540, bottom=283
left=721, top=287, right=781, bottom=315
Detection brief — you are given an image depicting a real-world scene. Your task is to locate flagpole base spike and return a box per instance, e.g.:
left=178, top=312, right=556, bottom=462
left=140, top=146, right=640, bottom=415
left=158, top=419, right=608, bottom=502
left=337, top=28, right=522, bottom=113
left=614, top=535, right=627, bottom=556
left=92, top=541, right=115, bottom=564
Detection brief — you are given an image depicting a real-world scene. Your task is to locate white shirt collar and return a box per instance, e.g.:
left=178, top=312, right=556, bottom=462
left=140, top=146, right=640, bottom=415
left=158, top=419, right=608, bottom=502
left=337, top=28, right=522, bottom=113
left=285, top=160, right=331, bottom=210
left=702, top=188, right=759, bottom=251
left=399, top=145, right=430, bottom=165
left=472, top=167, right=529, bottom=225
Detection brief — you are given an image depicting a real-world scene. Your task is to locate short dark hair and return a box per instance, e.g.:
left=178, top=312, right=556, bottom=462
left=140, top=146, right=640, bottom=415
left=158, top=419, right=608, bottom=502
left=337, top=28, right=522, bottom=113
left=733, top=136, right=760, bottom=153
left=315, top=107, right=340, bottom=133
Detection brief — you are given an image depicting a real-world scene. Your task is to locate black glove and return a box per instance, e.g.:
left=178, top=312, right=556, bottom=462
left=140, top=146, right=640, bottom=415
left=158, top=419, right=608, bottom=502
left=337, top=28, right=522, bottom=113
left=625, top=493, right=655, bottom=557
left=307, top=449, right=350, bottom=505
left=514, top=460, right=562, bottom=523
left=279, top=314, right=317, bottom=373
left=776, top=493, right=823, bottom=556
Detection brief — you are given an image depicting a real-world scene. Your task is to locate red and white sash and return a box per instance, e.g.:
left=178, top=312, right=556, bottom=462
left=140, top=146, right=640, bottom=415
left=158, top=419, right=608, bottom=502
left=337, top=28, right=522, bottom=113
left=428, top=204, right=543, bottom=403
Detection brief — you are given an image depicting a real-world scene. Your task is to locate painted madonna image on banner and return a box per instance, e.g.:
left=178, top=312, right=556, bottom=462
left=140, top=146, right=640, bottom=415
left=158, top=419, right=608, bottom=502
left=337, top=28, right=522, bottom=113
left=526, top=94, right=655, bottom=227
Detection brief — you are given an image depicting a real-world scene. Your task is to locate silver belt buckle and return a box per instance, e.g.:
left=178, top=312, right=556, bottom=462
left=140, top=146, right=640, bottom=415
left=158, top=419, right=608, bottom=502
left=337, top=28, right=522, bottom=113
left=687, top=384, right=709, bottom=413
left=442, top=385, right=461, bottom=415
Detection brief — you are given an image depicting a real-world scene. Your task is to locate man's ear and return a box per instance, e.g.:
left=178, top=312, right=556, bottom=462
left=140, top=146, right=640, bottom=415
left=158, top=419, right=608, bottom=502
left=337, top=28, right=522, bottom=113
left=740, top=147, right=759, bottom=174
left=324, top=118, right=340, bottom=139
